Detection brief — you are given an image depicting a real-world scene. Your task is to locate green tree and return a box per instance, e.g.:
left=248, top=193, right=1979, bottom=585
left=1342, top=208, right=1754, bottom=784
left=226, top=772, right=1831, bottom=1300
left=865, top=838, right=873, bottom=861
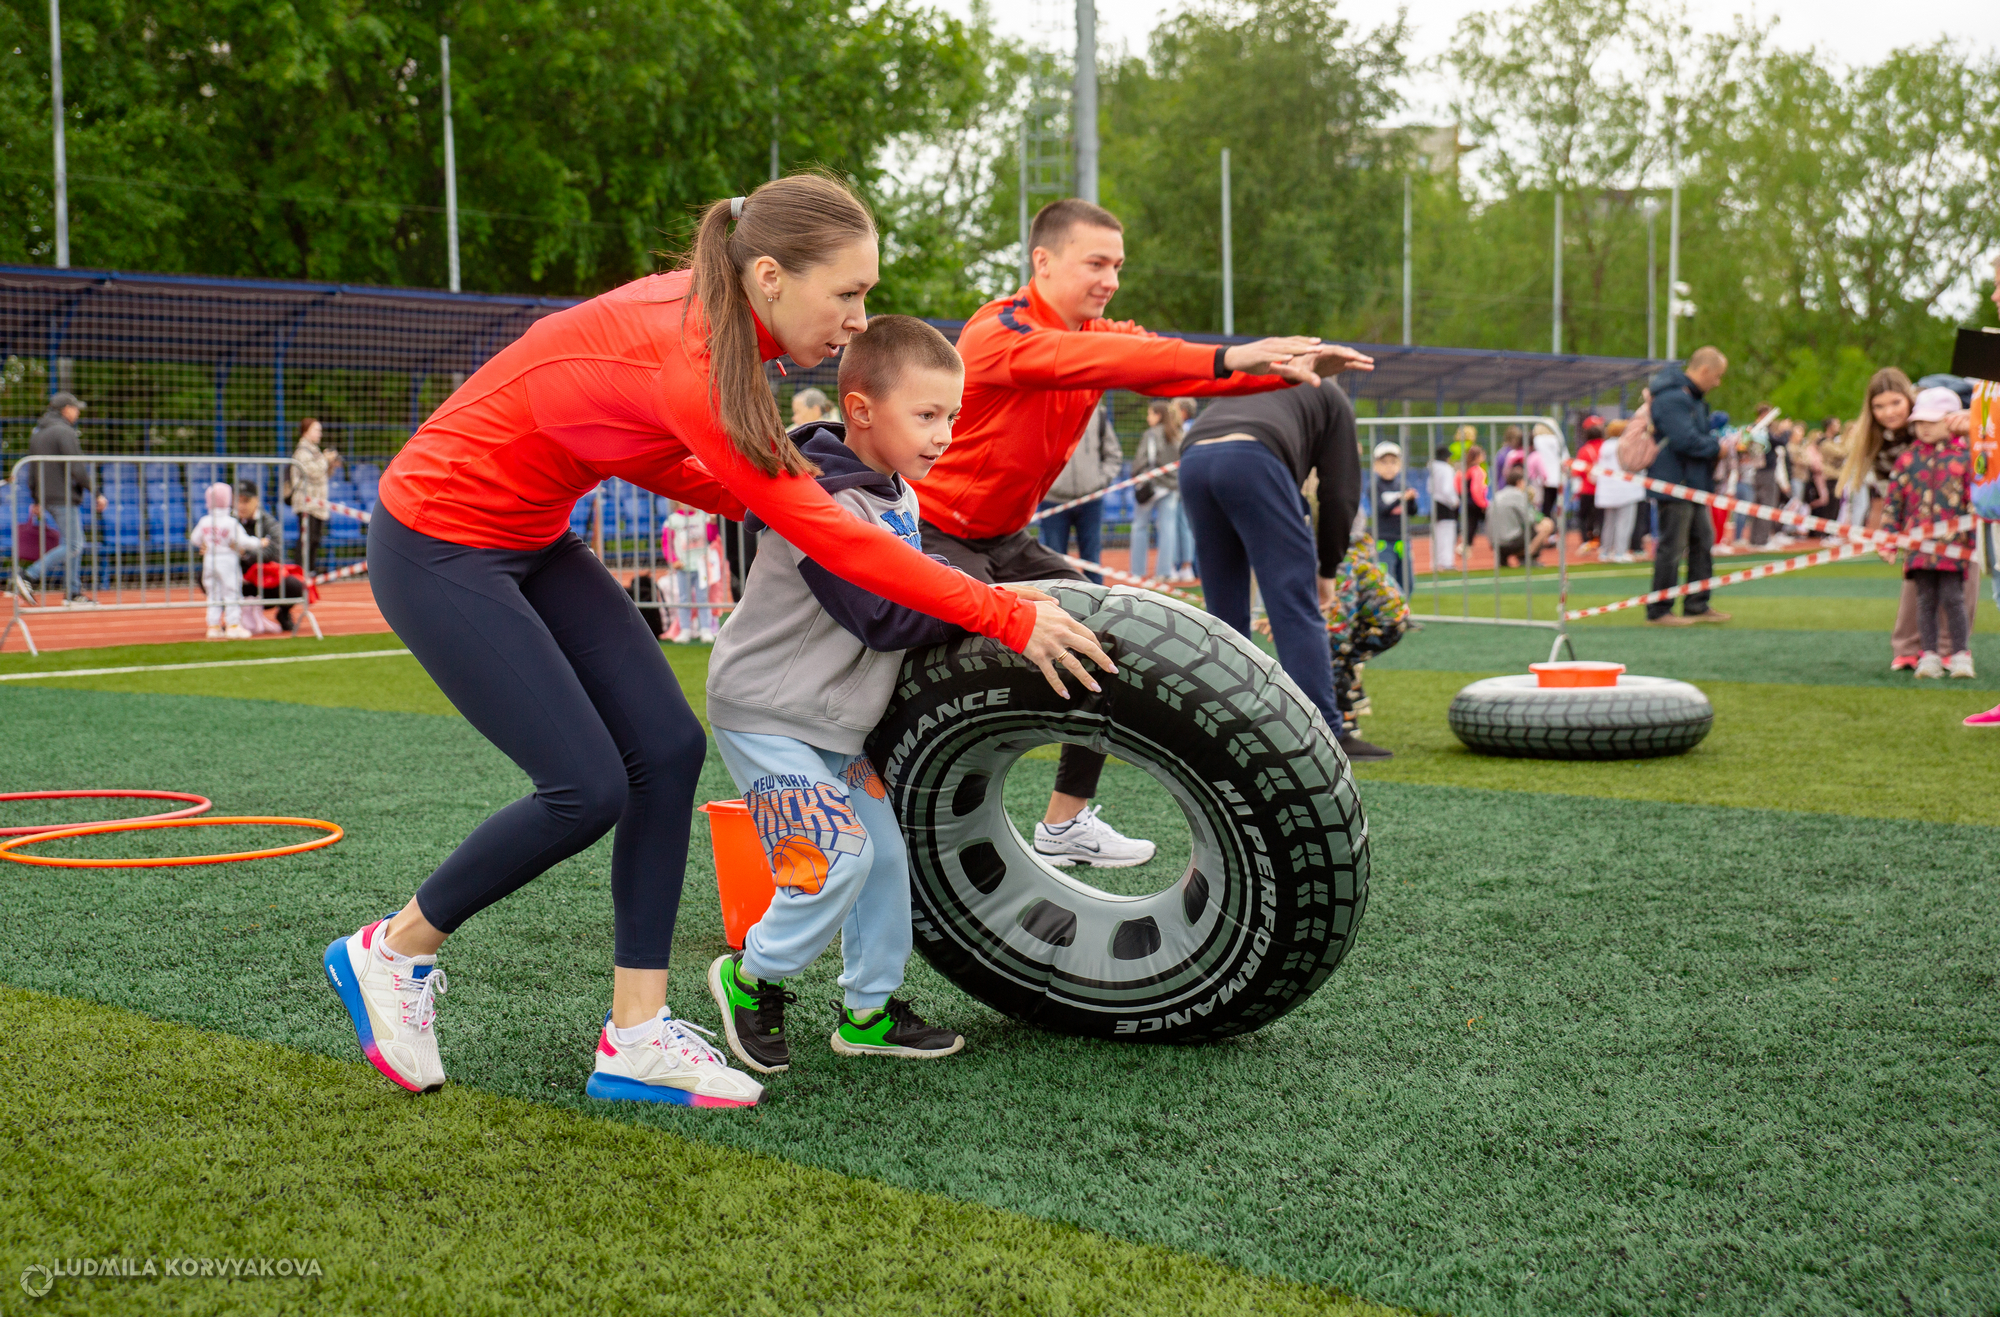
left=1094, top=0, right=1409, bottom=337
left=0, top=0, right=989, bottom=296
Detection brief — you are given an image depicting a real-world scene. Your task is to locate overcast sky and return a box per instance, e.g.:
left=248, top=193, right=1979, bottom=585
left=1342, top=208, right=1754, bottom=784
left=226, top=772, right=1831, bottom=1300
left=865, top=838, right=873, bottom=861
left=948, top=0, right=1999, bottom=122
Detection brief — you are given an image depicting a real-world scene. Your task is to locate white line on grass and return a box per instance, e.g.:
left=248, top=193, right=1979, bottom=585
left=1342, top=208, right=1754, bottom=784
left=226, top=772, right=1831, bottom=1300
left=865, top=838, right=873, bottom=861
left=0, top=648, right=413, bottom=682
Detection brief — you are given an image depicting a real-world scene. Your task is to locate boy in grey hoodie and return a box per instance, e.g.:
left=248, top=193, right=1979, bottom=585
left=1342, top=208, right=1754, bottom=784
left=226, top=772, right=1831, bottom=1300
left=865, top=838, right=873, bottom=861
left=706, top=317, right=995, bottom=1075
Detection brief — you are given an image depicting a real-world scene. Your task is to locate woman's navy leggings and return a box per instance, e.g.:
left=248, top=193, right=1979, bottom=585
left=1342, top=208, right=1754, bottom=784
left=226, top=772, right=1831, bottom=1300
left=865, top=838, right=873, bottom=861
left=368, top=508, right=706, bottom=970
left=1179, top=440, right=1343, bottom=732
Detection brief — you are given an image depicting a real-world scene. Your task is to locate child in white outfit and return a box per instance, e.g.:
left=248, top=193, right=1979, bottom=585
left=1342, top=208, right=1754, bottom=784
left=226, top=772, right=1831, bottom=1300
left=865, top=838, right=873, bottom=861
left=189, top=481, right=262, bottom=639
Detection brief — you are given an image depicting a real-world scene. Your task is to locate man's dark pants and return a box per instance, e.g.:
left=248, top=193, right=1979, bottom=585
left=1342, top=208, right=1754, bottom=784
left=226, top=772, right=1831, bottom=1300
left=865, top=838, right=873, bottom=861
left=919, top=522, right=1105, bottom=800
left=1646, top=497, right=1714, bottom=619
left=1034, top=500, right=1104, bottom=584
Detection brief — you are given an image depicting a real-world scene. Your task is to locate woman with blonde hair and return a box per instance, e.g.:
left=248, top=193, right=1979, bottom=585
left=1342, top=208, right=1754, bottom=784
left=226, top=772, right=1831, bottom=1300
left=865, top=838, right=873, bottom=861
left=1838, top=367, right=1977, bottom=670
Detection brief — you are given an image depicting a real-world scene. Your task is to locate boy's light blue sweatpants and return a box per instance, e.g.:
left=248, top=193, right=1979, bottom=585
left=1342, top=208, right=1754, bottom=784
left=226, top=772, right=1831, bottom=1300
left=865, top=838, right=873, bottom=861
left=713, top=728, right=912, bottom=1011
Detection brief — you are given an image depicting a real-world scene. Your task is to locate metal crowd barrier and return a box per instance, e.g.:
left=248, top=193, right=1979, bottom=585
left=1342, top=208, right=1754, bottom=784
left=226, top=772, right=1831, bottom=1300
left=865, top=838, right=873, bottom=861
left=575, top=477, right=734, bottom=640
left=1354, top=413, right=1576, bottom=663
left=3, top=454, right=325, bottom=656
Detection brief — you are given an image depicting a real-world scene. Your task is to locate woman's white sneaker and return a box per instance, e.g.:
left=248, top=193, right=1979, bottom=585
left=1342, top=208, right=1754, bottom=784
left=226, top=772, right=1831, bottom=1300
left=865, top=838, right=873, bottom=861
left=585, top=1008, right=764, bottom=1107
left=322, top=915, right=448, bottom=1093
left=1034, top=805, right=1157, bottom=868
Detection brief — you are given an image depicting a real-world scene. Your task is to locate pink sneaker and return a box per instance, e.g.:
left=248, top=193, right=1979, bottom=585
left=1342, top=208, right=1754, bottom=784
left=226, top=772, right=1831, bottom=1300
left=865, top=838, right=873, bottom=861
left=1964, top=704, right=2000, bottom=728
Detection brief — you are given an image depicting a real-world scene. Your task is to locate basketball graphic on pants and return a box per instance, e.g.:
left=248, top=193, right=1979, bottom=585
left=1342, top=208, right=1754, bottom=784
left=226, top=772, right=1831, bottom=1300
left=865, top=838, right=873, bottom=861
left=746, top=773, right=866, bottom=898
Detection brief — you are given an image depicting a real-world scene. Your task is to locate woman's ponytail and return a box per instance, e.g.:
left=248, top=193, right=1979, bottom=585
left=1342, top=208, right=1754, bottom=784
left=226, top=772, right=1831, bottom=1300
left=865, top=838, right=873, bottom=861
left=684, top=172, right=877, bottom=478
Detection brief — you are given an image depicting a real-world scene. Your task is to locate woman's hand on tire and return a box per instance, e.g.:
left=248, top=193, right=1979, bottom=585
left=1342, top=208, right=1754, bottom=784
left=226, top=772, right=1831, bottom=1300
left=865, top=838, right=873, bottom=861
left=1022, top=600, right=1113, bottom=698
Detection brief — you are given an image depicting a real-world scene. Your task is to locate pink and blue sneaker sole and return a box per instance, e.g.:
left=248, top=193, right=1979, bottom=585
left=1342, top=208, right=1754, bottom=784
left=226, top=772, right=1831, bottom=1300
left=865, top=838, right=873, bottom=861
left=584, top=1014, right=756, bottom=1107
left=323, top=916, right=436, bottom=1094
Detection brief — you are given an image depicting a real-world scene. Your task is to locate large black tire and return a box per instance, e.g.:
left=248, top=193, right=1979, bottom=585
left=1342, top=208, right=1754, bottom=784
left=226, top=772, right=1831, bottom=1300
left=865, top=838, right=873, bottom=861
left=1447, top=674, right=1713, bottom=760
left=864, top=581, right=1368, bottom=1043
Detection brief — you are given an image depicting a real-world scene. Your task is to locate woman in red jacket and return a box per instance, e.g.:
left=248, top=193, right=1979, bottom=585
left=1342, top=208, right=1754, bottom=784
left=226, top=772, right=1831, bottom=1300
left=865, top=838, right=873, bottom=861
left=323, top=174, right=1110, bottom=1108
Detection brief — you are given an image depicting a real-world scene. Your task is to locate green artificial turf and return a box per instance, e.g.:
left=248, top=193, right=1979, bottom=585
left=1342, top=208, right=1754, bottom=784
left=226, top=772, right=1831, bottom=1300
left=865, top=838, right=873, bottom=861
left=2, top=685, right=1996, bottom=1316
left=1344, top=671, right=2000, bottom=827
left=0, top=988, right=1395, bottom=1317
left=1368, top=621, right=2000, bottom=691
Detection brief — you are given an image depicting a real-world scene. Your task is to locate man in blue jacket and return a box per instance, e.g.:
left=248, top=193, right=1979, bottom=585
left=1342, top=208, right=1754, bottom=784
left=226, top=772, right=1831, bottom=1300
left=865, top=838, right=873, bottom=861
left=1645, top=347, right=1732, bottom=625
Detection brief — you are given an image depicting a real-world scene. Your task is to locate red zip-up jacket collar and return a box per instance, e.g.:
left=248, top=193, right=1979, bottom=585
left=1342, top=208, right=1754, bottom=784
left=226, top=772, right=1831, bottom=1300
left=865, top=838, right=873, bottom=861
left=915, top=281, right=1295, bottom=540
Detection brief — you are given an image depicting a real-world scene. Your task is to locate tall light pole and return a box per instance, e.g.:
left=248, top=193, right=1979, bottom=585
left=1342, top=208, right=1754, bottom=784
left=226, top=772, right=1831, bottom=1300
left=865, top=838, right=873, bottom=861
left=1018, top=117, right=1031, bottom=287
left=441, top=36, right=460, bottom=293
left=49, top=0, right=68, bottom=268
left=1641, top=197, right=1659, bottom=359
left=770, top=86, right=780, bottom=182
left=1666, top=147, right=1682, bottom=360
left=1551, top=189, right=1563, bottom=355
left=1074, top=0, right=1097, bottom=202
left=1220, top=148, right=1233, bottom=336
left=1401, top=173, right=1412, bottom=346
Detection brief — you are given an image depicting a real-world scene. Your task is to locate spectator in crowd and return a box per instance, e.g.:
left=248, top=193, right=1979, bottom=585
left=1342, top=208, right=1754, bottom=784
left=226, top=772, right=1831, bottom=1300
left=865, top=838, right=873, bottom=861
left=1570, top=416, right=1605, bottom=553
left=790, top=387, right=834, bottom=427
left=1644, top=347, right=1731, bottom=625
left=287, top=417, right=341, bottom=578
left=1035, top=403, right=1124, bottom=585
left=1129, top=398, right=1183, bottom=582
left=1725, top=405, right=1780, bottom=552
left=1592, top=420, right=1645, bottom=564
left=1459, top=441, right=1490, bottom=553
left=1794, top=434, right=1841, bottom=529
left=1530, top=421, right=1566, bottom=519
left=1496, top=426, right=1527, bottom=487
left=1838, top=368, right=1916, bottom=526
left=1488, top=465, right=1553, bottom=567
left=189, top=482, right=261, bottom=640
left=662, top=501, right=721, bottom=643
left=12, top=391, right=106, bottom=604
left=1838, top=367, right=1975, bottom=669
left=1367, top=441, right=1417, bottom=587
left=1171, top=397, right=1200, bottom=580
left=1429, top=435, right=1461, bottom=571
left=1880, top=387, right=1975, bottom=678
left=234, top=481, right=304, bottom=631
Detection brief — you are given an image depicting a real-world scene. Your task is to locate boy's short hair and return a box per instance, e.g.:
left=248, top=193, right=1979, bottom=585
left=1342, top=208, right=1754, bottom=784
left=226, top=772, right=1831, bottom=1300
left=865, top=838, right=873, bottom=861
left=1506, top=464, right=1528, bottom=486
left=837, top=315, right=962, bottom=404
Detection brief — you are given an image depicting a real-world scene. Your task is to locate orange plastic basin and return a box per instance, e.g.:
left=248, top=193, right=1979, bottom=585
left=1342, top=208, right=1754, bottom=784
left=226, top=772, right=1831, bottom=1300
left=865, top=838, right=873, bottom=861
left=1529, top=660, right=1627, bottom=688
left=699, top=800, right=775, bottom=950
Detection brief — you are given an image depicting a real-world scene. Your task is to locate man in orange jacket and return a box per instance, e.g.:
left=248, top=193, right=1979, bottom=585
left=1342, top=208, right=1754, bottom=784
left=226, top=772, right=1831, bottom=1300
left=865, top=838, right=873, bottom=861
left=918, top=198, right=1372, bottom=867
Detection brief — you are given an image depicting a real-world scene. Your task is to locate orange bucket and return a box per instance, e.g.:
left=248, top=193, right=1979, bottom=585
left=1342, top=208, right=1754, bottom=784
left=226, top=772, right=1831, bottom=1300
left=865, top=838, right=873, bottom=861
left=1529, top=660, right=1627, bottom=688
left=699, top=800, right=775, bottom=950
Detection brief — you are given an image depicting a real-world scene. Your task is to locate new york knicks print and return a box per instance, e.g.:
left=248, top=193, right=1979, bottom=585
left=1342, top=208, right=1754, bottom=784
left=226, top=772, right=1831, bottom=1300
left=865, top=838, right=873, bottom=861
left=745, top=773, right=866, bottom=896
left=838, top=755, right=887, bottom=801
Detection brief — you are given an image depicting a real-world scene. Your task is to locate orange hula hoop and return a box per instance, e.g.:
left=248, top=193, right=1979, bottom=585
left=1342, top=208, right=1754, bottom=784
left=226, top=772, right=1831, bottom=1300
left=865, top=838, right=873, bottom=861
left=0, top=789, right=213, bottom=837
left=0, top=816, right=344, bottom=868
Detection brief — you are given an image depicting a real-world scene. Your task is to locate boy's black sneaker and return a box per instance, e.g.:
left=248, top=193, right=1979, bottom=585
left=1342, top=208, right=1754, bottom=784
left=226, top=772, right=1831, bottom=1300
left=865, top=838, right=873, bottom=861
left=829, top=998, right=964, bottom=1059
left=707, top=953, right=794, bottom=1074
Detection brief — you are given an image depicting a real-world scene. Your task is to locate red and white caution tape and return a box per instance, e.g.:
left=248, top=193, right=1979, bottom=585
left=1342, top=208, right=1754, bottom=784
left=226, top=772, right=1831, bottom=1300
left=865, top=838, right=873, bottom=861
left=1626, top=474, right=1974, bottom=561
left=1029, top=462, right=1180, bottom=523
left=308, top=499, right=373, bottom=524
left=1055, top=553, right=1203, bottom=602
left=1565, top=540, right=1871, bottom=620
left=310, top=560, right=370, bottom=586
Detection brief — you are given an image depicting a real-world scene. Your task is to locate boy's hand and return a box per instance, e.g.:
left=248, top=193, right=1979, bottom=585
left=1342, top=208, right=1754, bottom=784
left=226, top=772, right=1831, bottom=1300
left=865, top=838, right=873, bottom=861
left=1022, top=601, right=1115, bottom=698
left=998, top=582, right=1056, bottom=603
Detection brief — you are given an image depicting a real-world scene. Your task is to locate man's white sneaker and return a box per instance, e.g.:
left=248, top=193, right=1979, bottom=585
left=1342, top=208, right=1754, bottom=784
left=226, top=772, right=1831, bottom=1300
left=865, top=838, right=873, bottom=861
left=322, top=915, right=448, bottom=1093
left=585, top=1007, right=763, bottom=1107
left=1948, top=651, right=1977, bottom=679
left=1034, top=805, right=1157, bottom=868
